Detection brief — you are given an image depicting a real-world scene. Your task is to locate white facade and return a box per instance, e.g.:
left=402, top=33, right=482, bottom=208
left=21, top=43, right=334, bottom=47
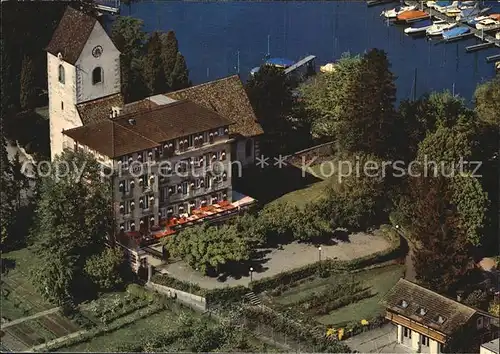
left=75, top=22, right=121, bottom=103
left=48, top=20, right=120, bottom=160
left=397, top=324, right=442, bottom=354
left=47, top=53, right=81, bottom=160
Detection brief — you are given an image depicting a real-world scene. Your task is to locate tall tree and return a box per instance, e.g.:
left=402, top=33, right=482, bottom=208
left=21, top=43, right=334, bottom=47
left=160, top=30, right=179, bottom=89
left=245, top=64, right=295, bottom=154
left=402, top=175, right=473, bottom=294
left=474, top=77, right=500, bottom=126
left=0, top=134, right=15, bottom=250
left=30, top=150, right=113, bottom=304
left=144, top=32, right=167, bottom=95
left=300, top=49, right=397, bottom=157
left=19, top=55, right=37, bottom=111
left=169, top=52, right=189, bottom=91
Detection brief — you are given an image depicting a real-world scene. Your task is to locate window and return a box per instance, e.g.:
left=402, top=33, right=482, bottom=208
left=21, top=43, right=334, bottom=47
left=61, top=101, right=64, bottom=110
left=399, top=300, right=409, bottom=309
left=188, top=135, right=193, bottom=148
left=182, top=181, right=188, bottom=195
left=421, top=335, right=429, bottom=347
left=160, top=187, right=168, bottom=203
left=417, top=307, right=427, bottom=316
left=434, top=315, right=446, bottom=325
left=403, top=327, right=411, bottom=339
left=120, top=200, right=130, bottom=215
left=245, top=139, right=253, bottom=158
left=477, top=317, right=483, bottom=329
left=209, top=132, right=214, bottom=144
left=220, top=150, right=226, bottom=161
left=58, top=65, right=65, bottom=84
left=92, top=67, right=103, bottom=84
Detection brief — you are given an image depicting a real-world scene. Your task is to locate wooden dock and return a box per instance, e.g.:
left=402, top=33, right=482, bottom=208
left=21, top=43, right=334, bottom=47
left=403, top=0, right=500, bottom=51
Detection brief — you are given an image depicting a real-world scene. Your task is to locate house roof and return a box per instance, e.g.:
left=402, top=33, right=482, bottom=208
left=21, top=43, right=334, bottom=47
left=64, top=100, right=233, bottom=158
left=380, top=279, right=477, bottom=336
left=482, top=338, right=499, bottom=354
left=76, top=93, right=125, bottom=125
left=166, top=75, right=264, bottom=138
left=45, top=6, right=97, bottom=65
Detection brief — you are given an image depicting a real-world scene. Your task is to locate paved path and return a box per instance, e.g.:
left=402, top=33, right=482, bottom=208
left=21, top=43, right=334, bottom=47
left=1, top=307, right=60, bottom=329
left=345, top=323, right=412, bottom=353
left=26, top=329, right=87, bottom=352
left=394, top=227, right=416, bottom=282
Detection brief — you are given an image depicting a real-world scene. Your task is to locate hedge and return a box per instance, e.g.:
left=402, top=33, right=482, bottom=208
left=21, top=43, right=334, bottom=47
left=150, top=274, right=203, bottom=295
left=250, top=225, right=401, bottom=293
left=204, top=286, right=249, bottom=308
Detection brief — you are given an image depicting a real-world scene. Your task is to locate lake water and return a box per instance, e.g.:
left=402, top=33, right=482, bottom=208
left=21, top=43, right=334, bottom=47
left=119, top=1, right=500, bottom=101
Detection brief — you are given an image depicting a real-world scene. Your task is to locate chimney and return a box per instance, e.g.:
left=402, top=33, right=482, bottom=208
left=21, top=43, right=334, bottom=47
left=112, top=106, right=122, bottom=118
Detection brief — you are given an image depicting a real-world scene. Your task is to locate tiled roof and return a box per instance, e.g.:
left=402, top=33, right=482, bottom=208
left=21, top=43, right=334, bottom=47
left=76, top=93, right=124, bottom=125
left=64, top=100, right=232, bottom=158
left=166, top=75, right=263, bottom=138
left=380, top=279, right=477, bottom=336
left=45, top=6, right=97, bottom=65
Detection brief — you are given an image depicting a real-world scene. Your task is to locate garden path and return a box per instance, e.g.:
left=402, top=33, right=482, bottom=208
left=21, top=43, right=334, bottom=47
left=1, top=306, right=60, bottom=329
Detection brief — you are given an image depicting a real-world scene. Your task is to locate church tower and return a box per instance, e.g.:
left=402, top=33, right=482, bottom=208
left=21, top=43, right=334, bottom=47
left=46, top=6, right=121, bottom=160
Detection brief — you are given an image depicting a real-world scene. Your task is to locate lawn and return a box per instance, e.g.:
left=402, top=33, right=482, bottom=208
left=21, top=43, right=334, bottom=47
left=315, top=265, right=405, bottom=326
left=268, top=158, right=349, bottom=208
left=1, top=248, right=54, bottom=321
left=267, top=264, right=404, bottom=327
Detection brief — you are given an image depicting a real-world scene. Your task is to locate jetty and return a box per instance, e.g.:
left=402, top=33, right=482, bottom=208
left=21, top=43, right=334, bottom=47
left=94, top=0, right=120, bottom=14
left=284, top=55, right=317, bottom=75
left=402, top=0, right=500, bottom=51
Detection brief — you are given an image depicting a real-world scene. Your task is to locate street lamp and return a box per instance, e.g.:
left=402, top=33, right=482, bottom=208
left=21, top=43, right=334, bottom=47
left=250, top=267, right=254, bottom=282
left=318, top=246, right=322, bottom=262
left=395, top=225, right=400, bottom=229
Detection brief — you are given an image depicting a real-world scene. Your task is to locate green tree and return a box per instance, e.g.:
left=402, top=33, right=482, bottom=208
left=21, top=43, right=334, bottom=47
left=246, top=64, right=294, bottom=154
left=320, top=154, right=387, bottom=231
left=84, top=247, right=126, bottom=291
left=0, top=134, right=15, bottom=250
left=474, top=77, right=500, bottom=126
left=163, top=224, right=252, bottom=275
left=30, top=150, right=113, bottom=304
left=160, top=30, right=179, bottom=89
left=300, top=49, right=397, bottom=157
left=401, top=175, right=473, bottom=294
left=10, top=153, right=29, bottom=209
left=169, top=52, right=189, bottom=91
left=111, top=16, right=147, bottom=59
left=144, top=32, right=166, bottom=95
left=416, top=124, right=475, bottom=166
left=19, top=55, right=36, bottom=111
left=450, top=174, right=489, bottom=246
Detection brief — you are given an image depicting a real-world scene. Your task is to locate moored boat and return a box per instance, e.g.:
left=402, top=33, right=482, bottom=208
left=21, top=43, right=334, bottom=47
left=396, top=10, right=430, bottom=23
left=442, top=26, right=470, bottom=40
left=404, top=19, right=445, bottom=34
left=381, top=5, right=416, bottom=19
left=427, top=1, right=451, bottom=10
left=456, top=7, right=491, bottom=22
left=496, top=31, right=500, bottom=40
left=426, top=21, right=457, bottom=35
left=475, top=18, right=500, bottom=30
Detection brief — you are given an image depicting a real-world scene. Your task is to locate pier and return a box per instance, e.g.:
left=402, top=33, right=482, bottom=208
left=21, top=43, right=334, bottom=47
left=94, top=0, right=120, bottom=14
left=402, top=0, right=500, bottom=54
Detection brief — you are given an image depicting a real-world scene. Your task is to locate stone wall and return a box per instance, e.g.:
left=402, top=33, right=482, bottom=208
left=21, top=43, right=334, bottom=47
left=146, top=281, right=207, bottom=312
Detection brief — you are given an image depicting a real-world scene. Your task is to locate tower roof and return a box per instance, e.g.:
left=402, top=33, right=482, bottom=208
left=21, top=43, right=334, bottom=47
left=45, top=6, right=97, bottom=65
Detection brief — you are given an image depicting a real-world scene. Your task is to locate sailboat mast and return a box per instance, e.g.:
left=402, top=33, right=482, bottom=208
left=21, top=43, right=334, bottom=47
left=237, top=50, right=240, bottom=74
left=413, top=67, right=417, bottom=101
left=266, top=34, right=270, bottom=59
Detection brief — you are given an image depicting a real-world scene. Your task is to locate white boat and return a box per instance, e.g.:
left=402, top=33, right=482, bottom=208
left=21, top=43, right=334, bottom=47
left=426, top=22, right=457, bottom=36
left=476, top=18, right=500, bottom=30
left=381, top=5, right=416, bottom=19
left=405, top=19, right=445, bottom=34
left=496, top=31, right=500, bottom=40
left=435, top=1, right=459, bottom=14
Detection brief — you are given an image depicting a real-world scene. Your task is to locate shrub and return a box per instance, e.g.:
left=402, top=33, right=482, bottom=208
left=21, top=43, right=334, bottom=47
left=150, top=274, right=202, bottom=295
left=204, top=286, right=248, bottom=308
left=126, top=283, right=155, bottom=301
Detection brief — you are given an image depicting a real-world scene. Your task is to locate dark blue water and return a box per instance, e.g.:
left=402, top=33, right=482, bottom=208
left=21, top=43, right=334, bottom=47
left=121, top=1, right=500, bottom=101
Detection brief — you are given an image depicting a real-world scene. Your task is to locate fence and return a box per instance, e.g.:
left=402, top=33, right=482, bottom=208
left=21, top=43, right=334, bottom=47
left=287, top=141, right=335, bottom=167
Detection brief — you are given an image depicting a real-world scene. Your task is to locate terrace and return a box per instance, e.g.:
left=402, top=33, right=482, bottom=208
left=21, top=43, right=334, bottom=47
left=119, top=193, right=256, bottom=248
